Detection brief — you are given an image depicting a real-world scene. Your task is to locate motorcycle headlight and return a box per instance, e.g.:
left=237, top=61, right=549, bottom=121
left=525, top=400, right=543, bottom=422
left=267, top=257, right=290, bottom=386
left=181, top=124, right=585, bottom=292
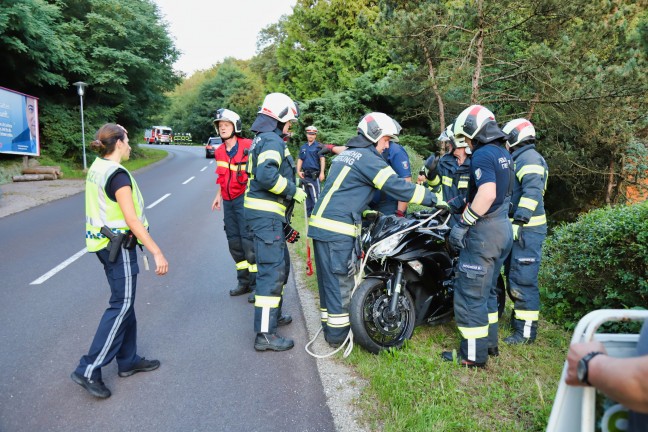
left=408, top=260, right=423, bottom=276
left=370, top=233, right=406, bottom=258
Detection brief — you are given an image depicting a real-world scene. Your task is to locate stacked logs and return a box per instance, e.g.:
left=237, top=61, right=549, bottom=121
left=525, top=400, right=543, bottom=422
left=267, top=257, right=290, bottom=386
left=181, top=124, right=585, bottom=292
left=12, top=166, right=64, bottom=182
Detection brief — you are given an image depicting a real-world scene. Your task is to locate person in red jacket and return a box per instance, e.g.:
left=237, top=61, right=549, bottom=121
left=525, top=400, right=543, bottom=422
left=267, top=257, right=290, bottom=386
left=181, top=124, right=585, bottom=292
left=211, top=108, right=256, bottom=298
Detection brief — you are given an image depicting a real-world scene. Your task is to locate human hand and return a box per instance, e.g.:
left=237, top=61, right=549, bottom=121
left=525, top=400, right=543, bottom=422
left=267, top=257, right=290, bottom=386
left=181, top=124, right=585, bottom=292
left=294, top=188, right=307, bottom=203
left=319, top=173, right=325, bottom=182
left=298, top=171, right=305, bottom=179
left=153, top=251, right=169, bottom=275
left=283, top=224, right=300, bottom=243
left=565, top=341, right=607, bottom=386
left=318, top=144, right=334, bottom=157
left=417, top=174, right=427, bottom=185
left=211, top=194, right=222, bottom=211
left=448, top=224, right=469, bottom=252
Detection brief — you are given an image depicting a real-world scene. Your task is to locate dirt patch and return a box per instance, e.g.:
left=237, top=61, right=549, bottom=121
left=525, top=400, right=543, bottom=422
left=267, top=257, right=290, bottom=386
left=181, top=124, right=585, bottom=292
left=0, top=179, right=85, bottom=218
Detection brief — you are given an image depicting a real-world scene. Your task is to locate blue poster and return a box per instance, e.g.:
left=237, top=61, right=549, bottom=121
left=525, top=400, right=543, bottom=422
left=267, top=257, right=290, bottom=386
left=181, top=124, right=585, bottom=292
left=0, top=86, right=40, bottom=156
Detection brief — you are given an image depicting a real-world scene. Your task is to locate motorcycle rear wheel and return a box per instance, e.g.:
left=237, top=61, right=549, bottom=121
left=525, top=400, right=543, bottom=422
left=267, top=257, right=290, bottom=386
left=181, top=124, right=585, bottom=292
left=349, top=278, right=416, bottom=354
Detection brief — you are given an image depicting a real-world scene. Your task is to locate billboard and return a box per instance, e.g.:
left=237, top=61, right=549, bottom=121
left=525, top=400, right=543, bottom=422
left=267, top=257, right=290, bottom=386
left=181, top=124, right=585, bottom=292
left=0, top=86, right=40, bottom=156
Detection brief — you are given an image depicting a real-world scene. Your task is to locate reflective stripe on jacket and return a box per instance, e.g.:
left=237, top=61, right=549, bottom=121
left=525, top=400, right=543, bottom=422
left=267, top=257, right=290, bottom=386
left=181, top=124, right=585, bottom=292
left=510, top=144, right=549, bottom=232
left=215, top=138, right=251, bottom=200
left=308, top=135, right=436, bottom=242
left=244, top=130, right=297, bottom=222
left=85, top=157, right=148, bottom=252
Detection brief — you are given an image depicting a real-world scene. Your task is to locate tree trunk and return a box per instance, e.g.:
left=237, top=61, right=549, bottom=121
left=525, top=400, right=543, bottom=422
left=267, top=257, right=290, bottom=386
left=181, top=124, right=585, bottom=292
left=422, top=42, right=445, bottom=144
left=605, top=158, right=616, bottom=204
left=471, top=0, right=484, bottom=104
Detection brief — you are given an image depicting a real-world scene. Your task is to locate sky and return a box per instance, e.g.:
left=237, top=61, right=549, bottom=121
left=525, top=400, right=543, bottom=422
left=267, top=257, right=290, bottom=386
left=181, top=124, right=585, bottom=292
left=153, top=0, right=296, bottom=76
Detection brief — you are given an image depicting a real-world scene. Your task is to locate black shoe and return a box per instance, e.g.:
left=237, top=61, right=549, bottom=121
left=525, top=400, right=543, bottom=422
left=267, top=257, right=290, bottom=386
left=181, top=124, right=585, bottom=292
left=230, top=285, right=251, bottom=296
left=118, top=358, right=160, bottom=377
left=503, top=333, right=535, bottom=345
left=488, top=347, right=500, bottom=357
left=70, top=372, right=111, bottom=399
left=441, top=351, right=486, bottom=369
left=254, top=333, right=294, bottom=352
left=277, top=314, right=292, bottom=326
left=247, top=291, right=255, bottom=304
left=324, top=334, right=343, bottom=348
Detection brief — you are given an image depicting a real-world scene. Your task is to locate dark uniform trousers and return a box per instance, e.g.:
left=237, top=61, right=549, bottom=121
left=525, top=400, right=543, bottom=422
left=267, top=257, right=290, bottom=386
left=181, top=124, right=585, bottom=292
left=454, top=202, right=512, bottom=364
left=313, top=238, right=355, bottom=344
left=75, top=247, right=141, bottom=380
left=248, top=217, right=287, bottom=334
left=504, top=229, right=545, bottom=339
left=302, top=171, right=320, bottom=217
left=223, top=194, right=256, bottom=291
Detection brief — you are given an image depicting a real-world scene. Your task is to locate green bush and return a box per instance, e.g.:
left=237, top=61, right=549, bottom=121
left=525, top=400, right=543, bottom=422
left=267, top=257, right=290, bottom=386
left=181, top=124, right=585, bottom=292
left=540, top=201, right=648, bottom=330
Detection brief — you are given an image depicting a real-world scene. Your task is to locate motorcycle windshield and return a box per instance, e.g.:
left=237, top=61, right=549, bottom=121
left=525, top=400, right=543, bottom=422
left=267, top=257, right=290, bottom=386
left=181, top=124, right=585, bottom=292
left=370, top=215, right=417, bottom=243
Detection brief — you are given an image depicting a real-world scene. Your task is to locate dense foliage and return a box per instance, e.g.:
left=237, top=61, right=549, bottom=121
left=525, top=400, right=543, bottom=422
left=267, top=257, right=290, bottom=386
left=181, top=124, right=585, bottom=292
left=1, top=0, right=181, bottom=160
left=539, top=202, right=648, bottom=329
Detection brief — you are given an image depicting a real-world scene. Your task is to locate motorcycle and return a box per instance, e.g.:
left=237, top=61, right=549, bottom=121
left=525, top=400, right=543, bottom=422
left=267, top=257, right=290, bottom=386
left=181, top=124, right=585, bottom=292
left=349, top=209, right=506, bottom=354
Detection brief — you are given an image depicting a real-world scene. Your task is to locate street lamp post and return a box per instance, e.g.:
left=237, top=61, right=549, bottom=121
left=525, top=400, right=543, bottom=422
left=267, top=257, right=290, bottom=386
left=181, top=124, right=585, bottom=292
left=73, top=81, right=88, bottom=171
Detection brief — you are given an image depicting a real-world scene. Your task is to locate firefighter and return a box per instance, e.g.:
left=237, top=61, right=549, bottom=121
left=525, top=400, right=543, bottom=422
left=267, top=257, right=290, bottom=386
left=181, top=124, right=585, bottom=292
left=297, top=125, right=325, bottom=217
left=308, top=112, right=438, bottom=348
left=419, top=126, right=472, bottom=227
left=501, top=119, right=549, bottom=345
left=442, top=105, right=513, bottom=368
left=244, top=93, right=306, bottom=352
left=211, top=108, right=257, bottom=298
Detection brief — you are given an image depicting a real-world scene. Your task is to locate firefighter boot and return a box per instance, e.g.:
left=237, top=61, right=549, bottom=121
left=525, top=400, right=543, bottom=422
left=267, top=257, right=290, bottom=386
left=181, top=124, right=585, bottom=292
left=277, top=314, right=292, bottom=326
left=254, top=333, right=294, bottom=352
left=441, top=351, right=486, bottom=369
left=504, top=317, right=537, bottom=345
left=247, top=290, right=255, bottom=304
left=230, top=285, right=251, bottom=296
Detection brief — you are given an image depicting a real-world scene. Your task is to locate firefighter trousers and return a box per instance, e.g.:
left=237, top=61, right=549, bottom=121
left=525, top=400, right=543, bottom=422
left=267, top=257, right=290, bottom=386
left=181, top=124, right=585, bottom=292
left=313, top=238, right=355, bottom=344
left=75, top=247, right=142, bottom=380
left=248, top=217, right=287, bottom=334
left=223, top=194, right=256, bottom=291
left=504, top=228, right=546, bottom=339
left=453, top=204, right=512, bottom=364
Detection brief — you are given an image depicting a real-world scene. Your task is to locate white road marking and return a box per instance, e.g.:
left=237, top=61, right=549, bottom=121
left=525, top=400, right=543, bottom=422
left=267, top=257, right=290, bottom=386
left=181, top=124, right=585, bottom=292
left=147, top=193, right=171, bottom=209
left=183, top=176, right=195, bottom=184
left=200, top=166, right=207, bottom=172
left=30, top=248, right=87, bottom=285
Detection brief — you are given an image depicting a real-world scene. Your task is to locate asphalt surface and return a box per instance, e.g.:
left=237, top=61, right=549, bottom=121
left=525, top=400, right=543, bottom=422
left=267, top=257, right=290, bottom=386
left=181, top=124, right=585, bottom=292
left=0, top=145, right=336, bottom=431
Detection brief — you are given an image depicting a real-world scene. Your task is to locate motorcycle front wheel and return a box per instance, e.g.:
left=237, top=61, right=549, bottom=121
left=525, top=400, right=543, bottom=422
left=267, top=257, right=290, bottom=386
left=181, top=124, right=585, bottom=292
left=349, top=277, right=416, bottom=354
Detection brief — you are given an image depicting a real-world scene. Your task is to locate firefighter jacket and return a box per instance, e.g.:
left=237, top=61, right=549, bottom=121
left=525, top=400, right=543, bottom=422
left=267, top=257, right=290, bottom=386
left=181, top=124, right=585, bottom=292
left=215, top=138, right=251, bottom=201
left=244, top=116, right=297, bottom=223
left=85, top=158, right=148, bottom=252
left=428, top=153, right=470, bottom=215
left=510, top=144, right=549, bottom=233
left=308, top=135, right=436, bottom=242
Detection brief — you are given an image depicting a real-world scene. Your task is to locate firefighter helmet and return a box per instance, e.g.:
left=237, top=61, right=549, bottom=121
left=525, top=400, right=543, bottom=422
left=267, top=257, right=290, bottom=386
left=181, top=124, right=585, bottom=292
left=357, top=112, right=401, bottom=144
left=213, top=108, right=242, bottom=134
left=502, top=118, right=536, bottom=147
left=258, top=93, right=299, bottom=123
left=452, top=105, right=504, bottom=144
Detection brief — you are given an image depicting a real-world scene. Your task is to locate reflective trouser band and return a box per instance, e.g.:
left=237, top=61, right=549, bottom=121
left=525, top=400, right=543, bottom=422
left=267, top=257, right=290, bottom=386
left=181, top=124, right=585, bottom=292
left=515, top=310, right=539, bottom=321
left=328, top=313, right=350, bottom=328
left=320, top=308, right=328, bottom=322
left=518, top=197, right=538, bottom=211
left=488, top=312, right=498, bottom=324
left=442, top=176, right=452, bottom=187
left=511, top=214, right=546, bottom=227
left=236, top=260, right=249, bottom=270
left=248, top=264, right=257, bottom=273
left=309, top=215, right=359, bottom=237
left=458, top=325, right=489, bottom=339
left=244, top=196, right=286, bottom=216
left=255, top=295, right=281, bottom=308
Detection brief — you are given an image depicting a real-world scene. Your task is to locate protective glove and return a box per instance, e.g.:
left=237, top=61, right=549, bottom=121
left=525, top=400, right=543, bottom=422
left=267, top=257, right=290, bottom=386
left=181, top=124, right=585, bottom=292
left=512, top=224, right=519, bottom=241
left=362, top=209, right=380, bottom=223
left=318, top=144, right=335, bottom=157
left=434, top=200, right=449, bottom=211
left=423, top=155, right=440, bottom=180
left=293, top=188, right=307, bottom=203
left=283, top=224, right=300, bottom=243
left=512, top=220, right=525, bottom=246
left=448, top=223, right=469, bottom=252
left=446, top=196, right=466, bottom=214
left=395, top=210, right=406, bottom=217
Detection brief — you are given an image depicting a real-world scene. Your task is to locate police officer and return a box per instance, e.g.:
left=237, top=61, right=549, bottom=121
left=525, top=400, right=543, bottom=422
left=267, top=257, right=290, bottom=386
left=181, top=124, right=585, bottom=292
left=244, top=93, right=306, bottom=352
left=501, top=119, right=549, bottom=345
left=297, top=125, right=325, bottom=217
left=211, top=108, right=256, bottom=298
left=419, top=126, right=472, bottom=227
left=72, top=124, right=168, bottom=399
left=308, top=112, right=438, bottom=348
left=442, top=105, right=513, bottom=368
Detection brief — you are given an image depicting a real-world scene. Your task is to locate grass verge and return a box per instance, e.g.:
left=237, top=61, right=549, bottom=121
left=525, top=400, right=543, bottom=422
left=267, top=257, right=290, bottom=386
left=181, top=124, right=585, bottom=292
left=288, top=201, right=569, bottom=432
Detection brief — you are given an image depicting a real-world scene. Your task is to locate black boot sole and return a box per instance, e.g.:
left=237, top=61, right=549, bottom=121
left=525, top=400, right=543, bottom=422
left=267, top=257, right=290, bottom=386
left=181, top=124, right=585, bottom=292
left=254, top=343, right=294, bottom=352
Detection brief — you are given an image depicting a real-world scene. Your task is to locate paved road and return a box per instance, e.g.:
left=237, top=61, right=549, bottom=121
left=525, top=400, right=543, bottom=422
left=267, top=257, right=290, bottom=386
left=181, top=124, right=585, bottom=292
left=0, top=145, right=335, bottom=431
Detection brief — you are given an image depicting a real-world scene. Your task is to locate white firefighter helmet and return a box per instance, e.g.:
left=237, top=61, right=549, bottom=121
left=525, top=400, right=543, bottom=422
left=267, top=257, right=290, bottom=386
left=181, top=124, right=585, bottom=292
left=258, top=93, right=299, bottom=123
left=502, top=118, right=536, bottom=147
left=357, top=112, right=401, bottom=144
left=213, top=108, right=242, bottom=134
left=452, top=105, right=499, bottom=144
